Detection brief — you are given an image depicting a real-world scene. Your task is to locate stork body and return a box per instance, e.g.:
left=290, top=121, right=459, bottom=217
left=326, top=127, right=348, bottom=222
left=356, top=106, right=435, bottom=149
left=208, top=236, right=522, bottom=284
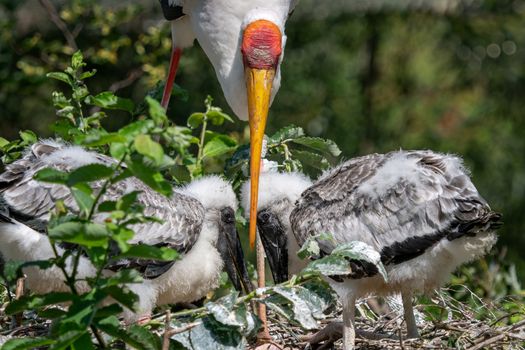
left=242, top=150, right=501, bottom=349
left=0, top=140, right=249, bottom=322
left=159, top=0, right=298, bottom=248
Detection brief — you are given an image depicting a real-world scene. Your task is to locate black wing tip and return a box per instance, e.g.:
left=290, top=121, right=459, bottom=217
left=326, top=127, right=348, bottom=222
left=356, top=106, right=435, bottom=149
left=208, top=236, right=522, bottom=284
left=159, top=0, right=185, bottom=21
left=0, top=210, right=14, bottom=224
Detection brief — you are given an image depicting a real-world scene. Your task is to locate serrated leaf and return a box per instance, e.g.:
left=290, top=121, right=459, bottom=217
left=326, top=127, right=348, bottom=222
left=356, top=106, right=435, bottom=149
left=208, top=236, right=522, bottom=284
left=117, top=244, right=179, bottom=261
left=34, top=168, right=68, bottom=184
left=96, top=317, right=160, bottom=350
left=302, top=255, right=354, bottom=277
left=0, top=136, right=9, bottom=148
left=67, top=163, right=114, bottom=186
left=70, top=184, right=94, bottom=217
left=171, top=318, right=245, bottom=350
left=78, top=132, right=126, bottom=146
left=47, top=72, right=72, bottom=85
left=2, top=337, right=55, bottom=350
left=202, top=135, right=237, bottom=159
left=206, top=292, right=246, bottom=328
left=207, top=109, right=234, bottom=126
left=49, top=222, right=110, bottom=247
left=332, top=241, right=388, bottom=281
left=85, top=91, right=135, bottom=112
left=187, top=112, right=205, bottom=129
left=291, top=137, right=342, bottom=157
left=6, top=293, right=76, bottom=315
left=71, top=51, right=85, bottom=70
left=79, top=69, right=97, bottom=80
left=145, top=96, right=168, bottom=126
left=134, top=134, right=164, bottom=165
left=127, top=159, right=172, bottom=196
left=269, top=125, right=304, bottom=144
left=101, top=286, right=138, bottom=310
left=292, top=150, right=330, bottom=170
left=297, top=233, right=334, bottom=260
left=19, top=130, right=37, bottom=144
left=49, top=330, right=87, bottom=350
left=270, top=287, right=318, bottom=330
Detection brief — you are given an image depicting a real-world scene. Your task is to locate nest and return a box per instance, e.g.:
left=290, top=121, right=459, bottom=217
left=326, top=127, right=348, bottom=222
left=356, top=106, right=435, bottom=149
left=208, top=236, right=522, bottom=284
left=266, top=290, right=525, bottom=350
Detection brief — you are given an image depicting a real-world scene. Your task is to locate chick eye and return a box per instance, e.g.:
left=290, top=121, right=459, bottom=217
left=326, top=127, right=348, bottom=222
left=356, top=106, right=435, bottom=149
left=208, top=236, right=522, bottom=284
left=221, top=208, right=235, bottom=224
left=258, top=211, right=271, bottom=224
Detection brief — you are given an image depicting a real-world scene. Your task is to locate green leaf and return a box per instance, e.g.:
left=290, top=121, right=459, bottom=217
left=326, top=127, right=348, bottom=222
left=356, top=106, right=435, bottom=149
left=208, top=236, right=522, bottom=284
left=134, top=134, right=164, bottom=165
left=97, top=317, right=160, bottom=350
left=47, top=72, right=72, bottom=85
left=6, top=293, right=76, bottom=315
left=297, top=233, right=334, bottom=260
left=127, top=159, right=172, bottom=196
left=0, top=136, right=9, bottom=148
left=71, top=50, right=85, bottom=70
left=331, top=241, right=388, bottom=281
left=269, top=287, right=319, bottom=330
left=206, top=292, right=246, bottom=328
left=19, top=130, right=37, bottom=144
left=117, top=191, right=140, bottom=211
left=85, top=91, right=135, bottom=112
left=117, top=244, right=179, bottom=261
left=291, top=137, right=342, bottom=157
left=171, top=318, right=245, bottom=350
left=78, top=132, right=126, bottom=147
left=71, top=184, right=94, bottom=216
left=187, top=112, right=205, bottom=129
left=145, top=96, right=168, bottom=126
left=118, top=120, right=155, bottom=140
left=101, top=285, right=138, bottom=310
left=2, top=337, right=55, bottom=350
left=292, top=150, right=330, bottom=170
left=50, top=330, right=87, bottom=350
left=207, top=109, right=234, bottom=126
left=49, top=222, right=110, bottom=247
left=79, top=69, right=97, bottom=80
left=67, top=163, right=114, bottom=186
left=34, top=168, right=68, bottom=185
left=269, top=126, right=304, bottom=143
left=302, top=255, right=354, bottom=277
left=70, top=332, right=95, bottom=350
left=202, top=135, right=237, bottom=159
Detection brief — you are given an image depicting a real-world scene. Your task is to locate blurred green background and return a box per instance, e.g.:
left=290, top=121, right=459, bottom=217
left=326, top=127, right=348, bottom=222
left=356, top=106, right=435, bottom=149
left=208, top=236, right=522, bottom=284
left=0, top=0, right=523, bottom=280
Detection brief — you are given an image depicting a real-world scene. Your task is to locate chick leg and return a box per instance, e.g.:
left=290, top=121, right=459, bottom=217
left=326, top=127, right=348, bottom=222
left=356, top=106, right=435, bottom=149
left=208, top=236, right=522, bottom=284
left=402, top=291, right=420, bottom=339
left=342, top=294, right=356, bottom=350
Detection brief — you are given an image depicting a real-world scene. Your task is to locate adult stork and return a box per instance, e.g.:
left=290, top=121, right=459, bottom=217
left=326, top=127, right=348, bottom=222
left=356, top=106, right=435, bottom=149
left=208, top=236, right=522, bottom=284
left=158, top=0, right=298, bottom=249
left=0, top=140, right=251, bottom=322
left=242, top=150, right=502, bottom=349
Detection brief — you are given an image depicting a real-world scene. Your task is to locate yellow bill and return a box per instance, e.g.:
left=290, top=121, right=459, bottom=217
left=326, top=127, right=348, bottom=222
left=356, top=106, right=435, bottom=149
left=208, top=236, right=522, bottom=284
left=246, top=67, right=275, bottom=249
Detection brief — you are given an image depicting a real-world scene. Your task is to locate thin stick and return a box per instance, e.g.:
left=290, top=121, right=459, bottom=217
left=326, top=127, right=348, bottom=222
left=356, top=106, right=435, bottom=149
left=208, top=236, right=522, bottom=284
left=38, top=0, right=79, bottom=51
left=162, top=309, right=172, bottom=350
left=14, top=276, right=25, bottom=325
left=256, top=234, right=271, bottom=343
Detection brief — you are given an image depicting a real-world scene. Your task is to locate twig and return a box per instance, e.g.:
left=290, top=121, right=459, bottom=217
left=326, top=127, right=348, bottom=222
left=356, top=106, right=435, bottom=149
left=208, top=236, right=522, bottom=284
left=109, top=69, right=144, bottom=93
left=38, top=0, right=78, bottom=51
left=162, top=309, right=172, bottom=350
left=14, top=277, right=25, bottom=326
left=165, top=321, right=200, bottom=337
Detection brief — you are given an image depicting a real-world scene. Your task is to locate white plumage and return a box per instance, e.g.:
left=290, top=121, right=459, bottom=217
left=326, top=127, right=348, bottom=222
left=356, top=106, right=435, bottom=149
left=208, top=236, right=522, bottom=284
left=161, top=0, right=297, bottom=120
left=241, top=150, right=501, bottom=349
left=0, top=140, right=248, bottom=322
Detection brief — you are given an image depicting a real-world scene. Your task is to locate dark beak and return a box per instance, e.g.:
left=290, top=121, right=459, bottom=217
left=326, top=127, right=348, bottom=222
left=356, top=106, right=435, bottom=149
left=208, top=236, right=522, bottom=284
left=257, top=209, right=288, bottom=284
left=218, top=220, right=253, bottom=294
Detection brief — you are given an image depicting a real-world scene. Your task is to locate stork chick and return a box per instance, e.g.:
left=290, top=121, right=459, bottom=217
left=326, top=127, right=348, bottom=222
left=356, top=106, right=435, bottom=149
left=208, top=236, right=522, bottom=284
left=0, top=140, right=251, bottom=322
left=242, top=150, right=502, bottom=349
